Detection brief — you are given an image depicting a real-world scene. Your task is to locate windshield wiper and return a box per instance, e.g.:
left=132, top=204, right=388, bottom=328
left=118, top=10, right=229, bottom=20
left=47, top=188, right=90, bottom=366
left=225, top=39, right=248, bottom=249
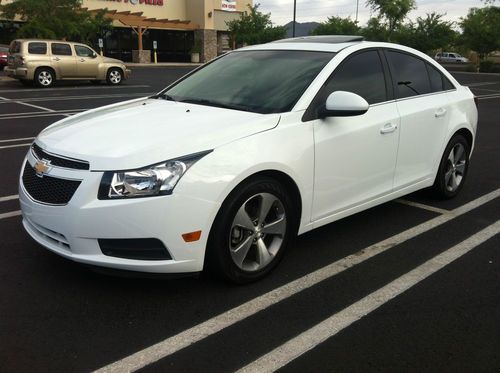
left=177, top=98, right=250, bottom=112
left=151, top=93, right=176, bottom=101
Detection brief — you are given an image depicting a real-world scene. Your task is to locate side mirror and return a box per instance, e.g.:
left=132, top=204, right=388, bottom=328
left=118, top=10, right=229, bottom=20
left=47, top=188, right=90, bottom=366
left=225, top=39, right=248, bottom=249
left=92, top=52, right=97, bottom=58
left=318, top=91, right=369, bottom=118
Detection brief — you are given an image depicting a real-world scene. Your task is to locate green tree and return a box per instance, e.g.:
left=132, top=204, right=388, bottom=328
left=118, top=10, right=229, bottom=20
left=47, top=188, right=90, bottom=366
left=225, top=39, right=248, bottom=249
left=311, top=16, right=360, bottom=36
left=406, top=13, right=457, bottom=53
left=0, top=0, right=111, bottom=43
left=360, top=17, right=388, bottom=41
left=226, top=4, right=286, bottom=46
left=460, top=5, right=500, bottom=60
left=366, top=0, right=416, bottom=39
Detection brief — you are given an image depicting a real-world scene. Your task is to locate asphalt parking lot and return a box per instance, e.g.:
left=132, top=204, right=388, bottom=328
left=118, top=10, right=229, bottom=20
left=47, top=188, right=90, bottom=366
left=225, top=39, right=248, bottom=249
left=0, top=68, right=499, bottom=373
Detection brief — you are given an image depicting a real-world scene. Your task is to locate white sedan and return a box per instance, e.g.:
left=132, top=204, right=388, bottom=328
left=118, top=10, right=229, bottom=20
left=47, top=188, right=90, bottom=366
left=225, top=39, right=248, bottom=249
left=19, top=36, right=478, bottom=283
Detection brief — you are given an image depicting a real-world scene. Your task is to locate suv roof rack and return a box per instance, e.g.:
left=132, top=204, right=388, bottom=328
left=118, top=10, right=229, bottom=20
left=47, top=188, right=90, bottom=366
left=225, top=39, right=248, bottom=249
left=272, top=35, right=364, bottom=44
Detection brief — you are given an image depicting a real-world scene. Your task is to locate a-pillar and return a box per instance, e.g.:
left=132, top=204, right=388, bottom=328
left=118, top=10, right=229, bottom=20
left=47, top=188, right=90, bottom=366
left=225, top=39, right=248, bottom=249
left=194, top=29, right=217, bottom=63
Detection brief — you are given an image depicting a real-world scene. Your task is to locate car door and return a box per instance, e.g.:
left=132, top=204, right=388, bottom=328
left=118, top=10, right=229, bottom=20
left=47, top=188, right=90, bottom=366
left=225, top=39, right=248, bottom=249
left=308, top=50, right=400, bottom=222
left=50, top=42, right=77, bottom=78
left=75, top=45, right=100, bottom=78
left=385, top=50, right=450, bottom=190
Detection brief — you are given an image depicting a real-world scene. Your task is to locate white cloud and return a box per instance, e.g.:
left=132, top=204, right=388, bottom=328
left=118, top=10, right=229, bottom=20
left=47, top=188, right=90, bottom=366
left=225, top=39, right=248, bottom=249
left=256, top=0, right=485, bottom=26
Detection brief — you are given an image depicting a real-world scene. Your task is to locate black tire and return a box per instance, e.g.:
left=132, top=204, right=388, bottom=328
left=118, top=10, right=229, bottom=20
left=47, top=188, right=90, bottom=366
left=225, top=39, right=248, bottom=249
left=432, top=134, right=470, bottom=199
left=206, top=176, right=297, bottom=284
left=34, top=67, right=55, bottom=88
left=106, top=68, right=123, bottom=85
left=90, top=80, right=102, bottom=85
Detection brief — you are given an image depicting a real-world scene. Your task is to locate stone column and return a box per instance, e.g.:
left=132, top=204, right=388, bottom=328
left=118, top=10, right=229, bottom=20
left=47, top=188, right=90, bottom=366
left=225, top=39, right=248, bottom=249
left=195, top=29, right=217, bottom=63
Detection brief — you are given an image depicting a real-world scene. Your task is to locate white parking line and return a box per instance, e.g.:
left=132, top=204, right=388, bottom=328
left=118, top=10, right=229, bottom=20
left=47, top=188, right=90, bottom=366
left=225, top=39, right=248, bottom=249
left=395, top=199, right=450, bottom=215
left=0, top=194, right=19, bottom=202
left=0, top=111, right=82, bottom=120
left=0, top=95, right=54, bottom=112
left=94, top=188, right=499, bottom=373
left=0, top=210, right=22, bottom=220
left=0, top=137, right=35, bottom=143
left=0, top=92, right=153, bottom=103
left=465, top=82, right=498, bottom=87
left=0, top=109, right=80, bottom=117
left=237, top=220, right=500, bottom=373
left=0, top=143, right=31, bottom=149
left=0, top=84, right=151, bottom=93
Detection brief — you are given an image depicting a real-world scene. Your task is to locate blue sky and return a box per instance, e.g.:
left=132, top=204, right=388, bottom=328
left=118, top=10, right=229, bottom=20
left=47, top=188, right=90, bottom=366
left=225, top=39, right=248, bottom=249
left=257, top=0, right=486, bottom=26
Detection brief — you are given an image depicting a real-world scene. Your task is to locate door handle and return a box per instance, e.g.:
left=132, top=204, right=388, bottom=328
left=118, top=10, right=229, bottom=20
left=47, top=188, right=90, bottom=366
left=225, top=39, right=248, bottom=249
left=53, top=57, right=60, bottom=61
left=80, top=58, right=85, bottom=62
left=380, top=123, right=398, bottom=134
left=435, top=108, right=447, bottom=118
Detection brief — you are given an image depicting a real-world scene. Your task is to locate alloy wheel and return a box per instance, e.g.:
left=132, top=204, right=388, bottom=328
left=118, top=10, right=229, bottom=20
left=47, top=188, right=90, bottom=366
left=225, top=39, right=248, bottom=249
left=38, top=71, right=52, bottom=87
left=229, top=193, right=287, bottom=272
left=445, top=143, right=467, bottom=192
left=109, top=70, right=122, bottom=84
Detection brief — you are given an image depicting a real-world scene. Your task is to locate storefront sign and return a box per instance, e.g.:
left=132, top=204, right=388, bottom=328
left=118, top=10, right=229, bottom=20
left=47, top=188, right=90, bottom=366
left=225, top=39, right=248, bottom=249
left=221, top=0, right=237, bottom=12
left=97, top=0, right=164, bottom=6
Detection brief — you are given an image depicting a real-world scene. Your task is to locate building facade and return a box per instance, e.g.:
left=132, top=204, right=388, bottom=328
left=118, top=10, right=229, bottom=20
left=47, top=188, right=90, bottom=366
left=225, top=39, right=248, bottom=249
left=0, top=0, right=251, bottom=63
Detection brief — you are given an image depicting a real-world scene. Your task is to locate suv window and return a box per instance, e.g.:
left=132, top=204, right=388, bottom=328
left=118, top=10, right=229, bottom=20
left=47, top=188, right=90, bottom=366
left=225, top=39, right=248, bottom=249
left=28, top=42, right=47, bottom=55
left=51, top=43, right=72, bottom=56
left=75, top=45, right=94, bottom=58
left=9, top=41, right=21, bottom=54
left=386, top=51, right=431, bottom=99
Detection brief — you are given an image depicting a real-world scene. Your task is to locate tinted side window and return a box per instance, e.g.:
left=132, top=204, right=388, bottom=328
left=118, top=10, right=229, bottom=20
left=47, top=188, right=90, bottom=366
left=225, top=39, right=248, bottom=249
left=325, top=51, right=387, bottom=105
left=426, top=63, right=443, bottom=92
left=51, top=43, right=72, bottom=56
left=387, top=51, right=431, bottom=99
left=443, top=76, right=455, bottom=90
left=28, top=42, right=47, bottom=55
left=75, top=45, right=94, bottom=57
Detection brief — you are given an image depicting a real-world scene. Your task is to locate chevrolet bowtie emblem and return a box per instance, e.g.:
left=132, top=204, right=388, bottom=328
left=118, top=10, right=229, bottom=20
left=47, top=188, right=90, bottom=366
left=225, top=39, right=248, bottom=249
left=34, top=160, right=50, bottom=177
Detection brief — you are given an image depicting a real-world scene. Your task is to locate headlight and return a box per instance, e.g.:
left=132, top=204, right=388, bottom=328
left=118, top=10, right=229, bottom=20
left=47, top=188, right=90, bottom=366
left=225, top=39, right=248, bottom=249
left=98, top=151, right=211, bottom=199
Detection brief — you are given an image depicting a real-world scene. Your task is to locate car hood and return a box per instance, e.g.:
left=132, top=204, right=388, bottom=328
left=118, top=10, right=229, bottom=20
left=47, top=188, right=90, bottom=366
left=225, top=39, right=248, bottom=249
left=102, top=57, right=124, bottom=65
left=37, top=98, right=280, bottom=170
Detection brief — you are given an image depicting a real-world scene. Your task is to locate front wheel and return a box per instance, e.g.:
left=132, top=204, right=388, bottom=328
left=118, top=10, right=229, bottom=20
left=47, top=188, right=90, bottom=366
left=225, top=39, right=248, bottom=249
left=433, top=134, right=470, bottom=199
left=206, top=177, right=296, bottom=284
left=106, top=68, right=122, bottom=85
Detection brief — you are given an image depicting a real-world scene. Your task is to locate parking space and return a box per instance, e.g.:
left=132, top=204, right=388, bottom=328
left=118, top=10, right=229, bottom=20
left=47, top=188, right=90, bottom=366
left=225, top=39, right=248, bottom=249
left=0, top=69, right=499, bottom=372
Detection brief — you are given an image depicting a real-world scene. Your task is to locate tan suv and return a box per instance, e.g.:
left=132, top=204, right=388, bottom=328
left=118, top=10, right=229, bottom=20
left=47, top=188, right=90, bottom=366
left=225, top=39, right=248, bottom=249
left=5, top=39, right=131, bottom=88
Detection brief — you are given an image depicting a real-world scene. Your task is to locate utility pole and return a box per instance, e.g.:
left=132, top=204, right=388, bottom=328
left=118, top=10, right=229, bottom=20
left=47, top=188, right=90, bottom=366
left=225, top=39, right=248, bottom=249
left=355, top=0, right=359, bottom=23
left=293, top=0, right=297, bottom=37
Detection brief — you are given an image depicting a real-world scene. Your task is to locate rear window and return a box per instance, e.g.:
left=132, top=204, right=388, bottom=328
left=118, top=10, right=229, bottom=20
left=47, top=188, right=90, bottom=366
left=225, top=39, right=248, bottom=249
left=9, top=41, right=21, bottom=54
left=51, top=43, right=72, bottom=56
left=28, top=42, right=47, bottom=55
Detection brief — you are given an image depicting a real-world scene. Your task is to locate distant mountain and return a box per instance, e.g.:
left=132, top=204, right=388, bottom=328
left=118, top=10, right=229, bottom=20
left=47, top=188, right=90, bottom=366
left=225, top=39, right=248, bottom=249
left=284, top=21, right=321, bottom=38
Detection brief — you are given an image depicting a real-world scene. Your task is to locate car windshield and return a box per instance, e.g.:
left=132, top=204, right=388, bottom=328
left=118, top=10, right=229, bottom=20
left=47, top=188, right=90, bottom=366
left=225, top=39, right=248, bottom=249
left=159, top=50, right=335, bottom=114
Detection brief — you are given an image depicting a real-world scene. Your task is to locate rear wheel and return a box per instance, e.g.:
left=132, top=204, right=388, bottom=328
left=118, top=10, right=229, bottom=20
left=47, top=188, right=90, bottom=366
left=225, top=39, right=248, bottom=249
left=34, top=68, right=55, bottom=88
left=206, top=177, right=296, bottom=284
left=106, top=68, right=122, bottom=85
left=433, top=134, right=470, bottom=199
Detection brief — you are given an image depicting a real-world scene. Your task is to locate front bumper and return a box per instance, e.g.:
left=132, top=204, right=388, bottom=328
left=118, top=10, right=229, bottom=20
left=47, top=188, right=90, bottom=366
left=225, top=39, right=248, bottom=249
left=4, top=66, right=28, bottom=79
left=19, top=153, right=219, bottom=274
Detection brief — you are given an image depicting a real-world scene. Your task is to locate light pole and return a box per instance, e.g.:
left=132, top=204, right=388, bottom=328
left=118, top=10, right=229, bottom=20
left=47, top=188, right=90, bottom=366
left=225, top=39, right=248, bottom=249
left=293, top=0, right=297, bottom=37
left=355, top=0, right=359, bottom=23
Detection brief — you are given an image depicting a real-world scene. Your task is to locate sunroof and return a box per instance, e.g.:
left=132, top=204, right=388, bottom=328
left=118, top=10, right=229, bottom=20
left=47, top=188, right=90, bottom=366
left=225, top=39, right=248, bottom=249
left=273, top=35, right=365, bottom=44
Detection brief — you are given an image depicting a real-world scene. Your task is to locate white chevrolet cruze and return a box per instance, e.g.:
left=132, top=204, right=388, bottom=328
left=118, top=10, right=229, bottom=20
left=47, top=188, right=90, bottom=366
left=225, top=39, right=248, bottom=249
left=19, top=36, right=478, bottom=283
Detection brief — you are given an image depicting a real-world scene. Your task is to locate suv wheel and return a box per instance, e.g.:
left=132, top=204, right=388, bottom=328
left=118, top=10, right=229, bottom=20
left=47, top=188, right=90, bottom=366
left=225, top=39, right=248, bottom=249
left=106, top=68, right=122, bottom=85
left=35, top=68, right=54, bottom=88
